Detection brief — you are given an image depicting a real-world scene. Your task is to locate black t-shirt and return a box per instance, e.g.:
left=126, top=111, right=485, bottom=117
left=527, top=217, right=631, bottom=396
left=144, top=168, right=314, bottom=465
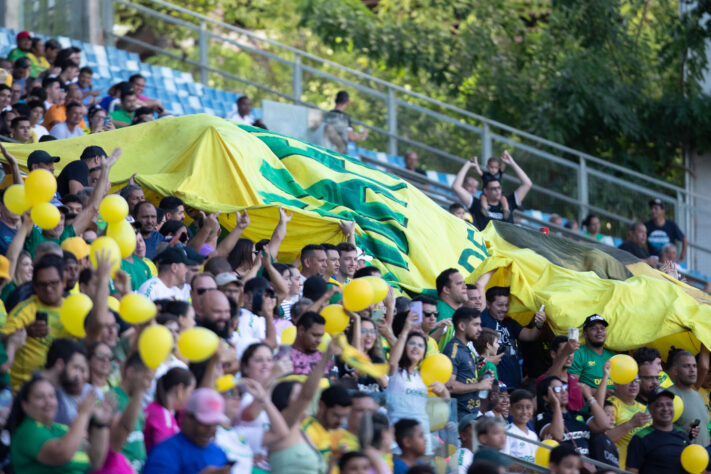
left=535, top=409, right=591, bottom=456
left=471, top=192, right=517, bottom=230
left=481, top=309, right=523, bottom=389
left=57, top=160, right=90, bottom=197
left=589, top=432, right=619, bottom=469
left=618, top=240, right=651, bottom=259
left=626, top=426, right=688, bottom=474
left=644, top=219, right=685, bottom=256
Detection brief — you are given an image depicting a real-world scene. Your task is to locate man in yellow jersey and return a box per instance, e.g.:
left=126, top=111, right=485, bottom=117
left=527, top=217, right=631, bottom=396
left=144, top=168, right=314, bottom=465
left=606, top=377, right=651, bottom=469
left=303, top=384, right=352, bottom=466
left=1, top=254, right=72, bottom=391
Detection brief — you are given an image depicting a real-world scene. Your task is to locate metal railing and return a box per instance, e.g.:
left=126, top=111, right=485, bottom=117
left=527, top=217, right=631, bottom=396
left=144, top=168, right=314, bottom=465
left=16, top=0, right=711, bottom=271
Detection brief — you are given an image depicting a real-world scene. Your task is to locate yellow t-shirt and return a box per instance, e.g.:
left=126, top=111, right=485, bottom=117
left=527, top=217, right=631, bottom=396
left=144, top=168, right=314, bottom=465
left=426, top=336, right=439, bottom=357
left=302, top=416, right=352, bottom=466
left=659, top=370, right=673, bottom=388
left=610, top=396, right=650, bottom=469
left=1, top=295, right=69, bottom=392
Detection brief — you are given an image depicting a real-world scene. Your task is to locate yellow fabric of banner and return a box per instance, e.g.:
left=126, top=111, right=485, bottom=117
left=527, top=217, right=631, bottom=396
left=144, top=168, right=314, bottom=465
left=468, top=221, right=710, bottom=356
left=4, top=114, right=487, bottom=293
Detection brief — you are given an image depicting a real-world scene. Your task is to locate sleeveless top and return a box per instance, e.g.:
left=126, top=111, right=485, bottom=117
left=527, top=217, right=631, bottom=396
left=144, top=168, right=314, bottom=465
left=268, top=432, right=327, bottom=474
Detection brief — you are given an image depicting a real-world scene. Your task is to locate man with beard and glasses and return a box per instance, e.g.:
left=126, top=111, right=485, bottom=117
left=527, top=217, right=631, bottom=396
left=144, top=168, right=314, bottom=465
left=232, top=277, right=277, bottom=358
left=569, top=315, right=616, bottom=393
left=137, top=247, right=192, bottom=302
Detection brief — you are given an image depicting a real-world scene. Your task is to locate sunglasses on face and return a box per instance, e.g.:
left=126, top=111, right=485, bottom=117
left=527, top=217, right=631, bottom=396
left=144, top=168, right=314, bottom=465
left=423, top=310, right=439, bottom=318
left=552, top=384, right=569, bottom=393
left=407, top=340, right=425, bottom=349
left=362, top=329, right=377, bottom=335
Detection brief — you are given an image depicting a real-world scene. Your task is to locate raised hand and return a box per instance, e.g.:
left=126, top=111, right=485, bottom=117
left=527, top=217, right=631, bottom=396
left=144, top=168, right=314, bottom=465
left=278, top=208, right=293, bottom=225
left=104, top=148, right=122, bottom=168
left=235, top=210, right=250, bottom=230
left=338, top=220, right=355, bottom=237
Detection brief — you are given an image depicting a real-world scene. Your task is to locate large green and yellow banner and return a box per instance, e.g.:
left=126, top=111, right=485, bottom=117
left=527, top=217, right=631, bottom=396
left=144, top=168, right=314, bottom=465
left=5, top=114, right=487, bottom=293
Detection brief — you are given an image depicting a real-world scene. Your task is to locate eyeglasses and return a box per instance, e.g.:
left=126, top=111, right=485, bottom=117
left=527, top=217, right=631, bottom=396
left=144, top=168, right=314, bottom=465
left=423, top=311, right=439, bottom=318
left=629, top=379, right=641, bottom=384
left=552, top=384, right=569, bottom=393
left=36, top=280, right=61, bottom=289
left=487, top=186, right=502, bottom=191
left=639, top=375, right=661, bottom=382
left=93, top=353, right=112, bottom=362
left=362, top=329, right=377, bottom=335
left=407, top=340, right=425, bottom=349
left=222, top=389, right=240, bottom=398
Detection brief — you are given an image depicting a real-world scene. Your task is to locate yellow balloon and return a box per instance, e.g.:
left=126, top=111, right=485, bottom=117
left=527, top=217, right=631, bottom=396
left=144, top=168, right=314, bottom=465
left=363, top=276, right=389, bottom=305
left=177, top=327, right=220, bottom=362
left=343, top=279, right=374, bottom=312
left=673, top=394, right=684, bottom=422
left=59, top=293, right=93, bottom=337
left=106, top=219, right=136, bottom=258
left=321, top=304, right=349, bottom=335
left=610, top=354, right=638, bottom=384
left=89, top=237, right=121, bottom=276
left=139, top=325, right=173, bottom=369
left=281, top=326, right=296, bottom=345
left=25, top=169, right=56, bottom=206
left=107, top=296, right=120, bottom=313
left=119, top=293, right=157, bottom=325
left=425, top=397, right=451, bottom=432
left=535, top=440, right=559, bottom=467
left=421, top=353, right=453, bottom=387
left=318, top=333, right=332, bottom=352
left=31, top=202, right=61, bottom=230
left=99, top=194, right=129, bottom=223
left=681, top=444, right=709, bottom=474
left=3, top=184, right=29, bottom=215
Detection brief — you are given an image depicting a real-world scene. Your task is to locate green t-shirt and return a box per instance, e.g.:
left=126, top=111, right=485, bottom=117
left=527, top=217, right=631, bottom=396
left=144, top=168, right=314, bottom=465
left=112, top=386, right=146, bottom=472
left=11, top=418, right=90, bottom=473
left=120, top=257, right=152, bottom=291
left=482, top=359, right=498, bottom=381
left=110, top=108, right=133, bottom=125
left=25, top=225, right=76, bottom=257
left=569, top=344, right=615, bottom=389
left=436, top=299, right=457, bottom=322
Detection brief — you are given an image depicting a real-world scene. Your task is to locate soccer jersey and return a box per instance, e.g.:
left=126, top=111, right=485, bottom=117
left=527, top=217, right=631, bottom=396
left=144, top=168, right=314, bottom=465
left=569, top=344, right=615, bottom=390
left=609, top=395, right=649, bottom=469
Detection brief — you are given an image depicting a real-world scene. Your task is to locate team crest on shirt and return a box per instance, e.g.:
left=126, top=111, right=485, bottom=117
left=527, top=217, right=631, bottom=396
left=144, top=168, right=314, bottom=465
left=588, top=361, right=595, bottom=366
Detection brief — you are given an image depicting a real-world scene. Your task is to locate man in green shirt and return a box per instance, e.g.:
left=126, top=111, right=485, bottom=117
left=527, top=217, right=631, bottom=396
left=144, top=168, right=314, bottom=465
left=435, top=268, right=468, bottom=349
left=569, top=314, right=616, bottom=391
left=110, top=87, right=138, bottom=127
left=110, top=352, right=153, bottom=472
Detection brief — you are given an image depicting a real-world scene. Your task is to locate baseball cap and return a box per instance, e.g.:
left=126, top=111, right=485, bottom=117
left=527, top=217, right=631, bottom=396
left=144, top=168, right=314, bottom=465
left=80, top=146, right=107, bottom=161
left=583, top=314, right=608, bottom=329
left=648, top=198, right=665, bottom=209
left=458, top=414, right=477, bottom=433
left=27, top=150, right=60, bottom=169
left=0, top=255, right=9, bottom=280
left=215, top=272, right=240, bottom=287
left=155, top=246, right=198, bottom=266
left=647, top=387, right=675, bottom=405
left=185, top=388, right=230, bottom=425
left=61, top=237, right=90, bottom=260
left=16, top=31, right=31, bottom=41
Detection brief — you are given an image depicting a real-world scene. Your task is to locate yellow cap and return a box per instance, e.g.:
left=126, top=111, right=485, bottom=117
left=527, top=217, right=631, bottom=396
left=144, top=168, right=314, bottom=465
left=0, top=255, right=9, bottom=280
left=215, top=374, right=237, bottom=393
left=61, top=237, right=90, bottom=260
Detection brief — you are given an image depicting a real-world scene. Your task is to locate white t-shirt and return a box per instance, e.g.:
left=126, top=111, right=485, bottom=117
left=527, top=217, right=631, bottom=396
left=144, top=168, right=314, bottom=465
left=215, top=425, right=253, bottom=474
left=236, top=392, right=270, bottom=458
left=448, top=447, right=473, bottom=474
left=231, top=308, right=266, bottom=359
left=503, top=423, right=538, bottom=464
left=32, top=123, right=49, bottom=139
left=49, top=121, right=84, bottom=139
left=227, top=111, right=255, bottom=125
left=137, top=277, right=188, bottom=301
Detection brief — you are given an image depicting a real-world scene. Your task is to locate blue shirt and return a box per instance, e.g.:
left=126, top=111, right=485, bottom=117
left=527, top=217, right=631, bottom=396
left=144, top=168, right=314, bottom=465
left=0, top=221, right=17, bottom=255
left=143, top=432, right=228, bottom=474
left=143, top=231, right=163, bottom=260
left=481, top=309, right=523, bottom=389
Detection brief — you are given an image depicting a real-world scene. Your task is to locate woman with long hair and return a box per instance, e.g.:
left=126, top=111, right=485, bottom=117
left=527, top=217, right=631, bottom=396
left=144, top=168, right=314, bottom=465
left=340, top=316, right=387, bottom=392
left=385, top=313, right=448, bottom=454
left=143, top=367, right=195, bottom=453
left=87, top=341, right=115, bottom=395
left=8, top=376, right=114, bottom=472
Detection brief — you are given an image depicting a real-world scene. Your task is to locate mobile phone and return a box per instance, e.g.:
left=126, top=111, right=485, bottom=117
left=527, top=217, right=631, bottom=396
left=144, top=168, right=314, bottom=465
left=274, top=344, right=291, bottom=361
left=371, top=308, right=384, bottom=324
left=409, top=301, right=423, bottom=324
left=36, top=312, right=48, bottom=323
left=568, top=327, right=579, bottom=341
left=692, top=418, right=701, bottom=427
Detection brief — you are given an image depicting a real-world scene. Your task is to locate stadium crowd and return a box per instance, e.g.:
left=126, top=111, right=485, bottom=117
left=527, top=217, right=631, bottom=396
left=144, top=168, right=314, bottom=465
left=0, top=29, right=707, bottom=474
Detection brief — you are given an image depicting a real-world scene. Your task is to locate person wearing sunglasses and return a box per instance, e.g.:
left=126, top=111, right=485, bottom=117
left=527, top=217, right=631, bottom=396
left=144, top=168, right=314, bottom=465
left=386, top=311, right=449, bottom=455
left=536, top=375, right=611, bottom=468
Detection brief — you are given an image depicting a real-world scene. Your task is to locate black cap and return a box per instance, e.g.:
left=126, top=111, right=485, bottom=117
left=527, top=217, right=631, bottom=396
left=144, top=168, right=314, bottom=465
left=583, top=314, right=608, bottom=329
left=27, top=150, right=60, bottom=169
left=80, top=146, right=107, bottom=161
left=647, top=387, right=675, bottom=405
left=155, top=246, right=198, bottom=266
left=303, top=276, right=328, bottom=301
left=648, top=198, right=665, bottom=209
